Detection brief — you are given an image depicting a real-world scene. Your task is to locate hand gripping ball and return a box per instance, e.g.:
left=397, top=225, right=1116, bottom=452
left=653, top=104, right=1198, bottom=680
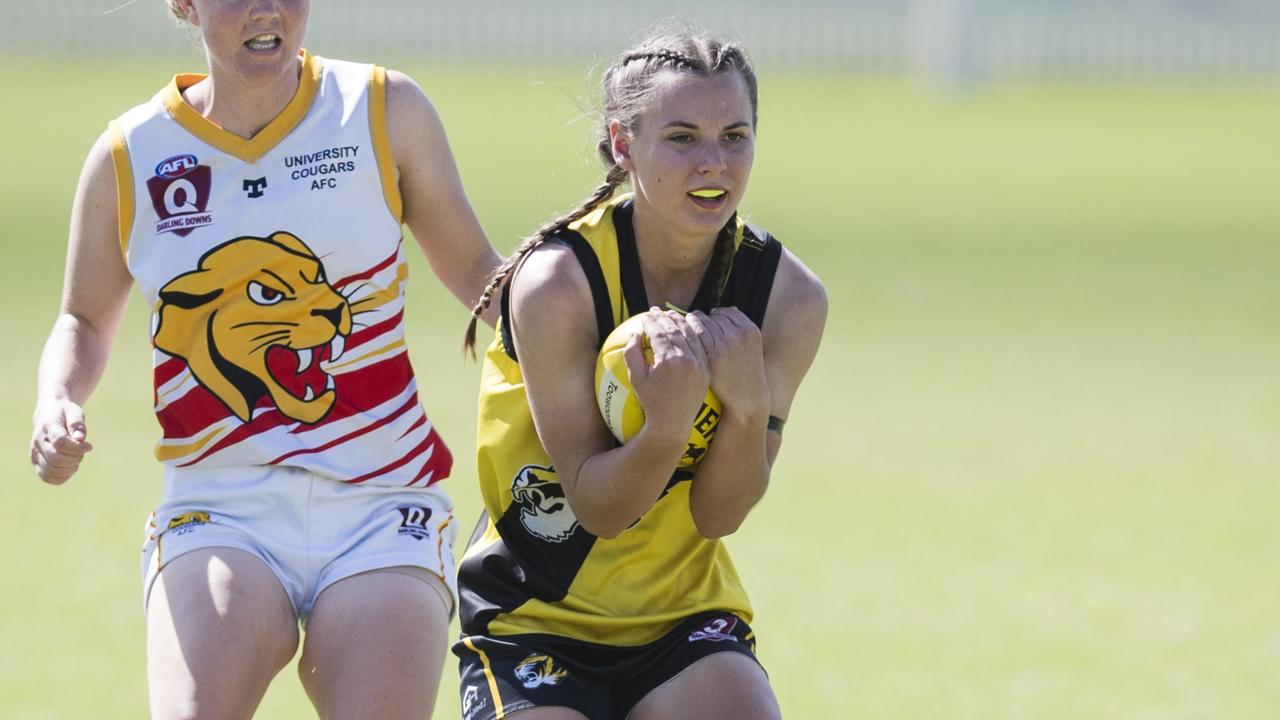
left=594, top=314, right=722, bottom=469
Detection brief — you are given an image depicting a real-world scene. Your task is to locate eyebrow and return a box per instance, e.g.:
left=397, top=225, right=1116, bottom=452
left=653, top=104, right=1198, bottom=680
left=661, top=121, right=752, bottom=131
left=261, top=269, right=296, bottom=294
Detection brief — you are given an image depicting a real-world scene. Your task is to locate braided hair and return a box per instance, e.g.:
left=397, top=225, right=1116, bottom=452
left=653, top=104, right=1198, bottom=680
left=463, top=29, right=759, bottom=357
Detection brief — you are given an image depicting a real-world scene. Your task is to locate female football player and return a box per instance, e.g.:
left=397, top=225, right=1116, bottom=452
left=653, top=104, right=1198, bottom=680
left=456, top=28, right=827, bottom=720
left=30, top=0, right=500, bottom=716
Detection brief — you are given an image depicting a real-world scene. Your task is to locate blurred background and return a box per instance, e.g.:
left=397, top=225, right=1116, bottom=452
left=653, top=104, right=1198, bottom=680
left=2, top=1, right=1277, bottom=718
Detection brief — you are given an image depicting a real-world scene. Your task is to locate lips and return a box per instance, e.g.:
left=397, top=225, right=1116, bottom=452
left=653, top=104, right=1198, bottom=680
left=244, top=33, right=282, bottom=52
left=264, top=334, right=346, bottom=401
left=688, top=188, right=728, bottom=209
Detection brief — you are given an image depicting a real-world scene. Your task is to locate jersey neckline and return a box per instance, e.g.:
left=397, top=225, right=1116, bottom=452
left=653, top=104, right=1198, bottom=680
left=161, top=49, right=322, bottom=163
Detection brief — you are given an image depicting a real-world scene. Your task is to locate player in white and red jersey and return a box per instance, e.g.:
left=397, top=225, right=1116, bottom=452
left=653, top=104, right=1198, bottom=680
left=29, top=0, right=501, bottom=717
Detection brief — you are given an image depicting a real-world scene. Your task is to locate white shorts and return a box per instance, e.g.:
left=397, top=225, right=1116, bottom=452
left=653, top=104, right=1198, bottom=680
left=141, top=464, right=458, bottom=620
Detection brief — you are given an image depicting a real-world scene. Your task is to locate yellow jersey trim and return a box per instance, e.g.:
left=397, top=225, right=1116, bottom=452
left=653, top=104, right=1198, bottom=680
left=462, top=637, right=506, bottom=718
left=106, top=120, right=134, bottom=260
left=161, top=50, right=322, bottom=163
left=369, top=65, right=403, bottom=222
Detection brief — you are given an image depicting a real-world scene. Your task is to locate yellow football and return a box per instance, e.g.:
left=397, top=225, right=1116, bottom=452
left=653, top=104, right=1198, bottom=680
left=594, top=314, right=722, bottom=469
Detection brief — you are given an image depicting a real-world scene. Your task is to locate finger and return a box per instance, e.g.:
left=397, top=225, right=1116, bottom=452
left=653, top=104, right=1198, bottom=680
left=64, top=404, right=88, bottom=443
left=685, top=311, right=716, bottom=355
left=42, top=418, right=69, bottom=447
left=622, top=328, right=650, bottom=379
left=693, top=311, right=728, bottom=353
left=667, top=312, right=710, bottom=370
left=44, top=452, right=85, bottom=470
left=641, top=310, right=684, bottom=360
left=711, top=306, right=752, bottom=331
left=52, top=435, right=93, bottom=457
left=37, top=465, right=74, bottom=485
left=33, top=455, right=75, bottom=482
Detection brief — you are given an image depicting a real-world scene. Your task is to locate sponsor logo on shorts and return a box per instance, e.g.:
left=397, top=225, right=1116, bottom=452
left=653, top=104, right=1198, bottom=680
left=514, top=654, right=568, bottom=689
left=166, top=511, right=211, bottom=536
left=148, top=154, right=214, bottom=237
left=396, top=505, right=434, bottom=541
left=688, top=615, right=740, bottom=643
left=461, top=684, right=486, bottom=720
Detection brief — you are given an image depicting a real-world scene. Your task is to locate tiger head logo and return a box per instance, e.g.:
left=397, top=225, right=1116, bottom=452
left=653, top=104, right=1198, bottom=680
left=513, top=654, right=568, bottom=689
left=153, top=231, right=351, bottom=424
left=511, top=465, right=580, bottom=543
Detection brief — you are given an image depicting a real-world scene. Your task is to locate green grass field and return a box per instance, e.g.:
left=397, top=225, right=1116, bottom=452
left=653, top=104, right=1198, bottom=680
left=1, top=56, right=1278, bottom=718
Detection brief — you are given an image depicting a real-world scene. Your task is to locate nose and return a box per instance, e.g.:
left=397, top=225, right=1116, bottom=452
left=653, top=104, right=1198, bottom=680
left=248, top=0, right=281, bottom=21
left=697, top=141, right=727, bottom=175
left=311, top=303, right=347, bottom=331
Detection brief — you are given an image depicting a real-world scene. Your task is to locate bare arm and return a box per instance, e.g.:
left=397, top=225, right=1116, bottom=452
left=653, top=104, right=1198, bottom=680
left=511, top=246, right=712, bottom=538
left=684, top=248, right=828, bottom=536
left=31, top=131, right=134, bottom=484
left=386, top=70, right=501, bottom=325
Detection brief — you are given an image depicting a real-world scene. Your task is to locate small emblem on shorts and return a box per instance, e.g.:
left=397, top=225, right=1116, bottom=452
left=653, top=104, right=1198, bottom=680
left=166, top=511, right=211, bottom=535
left=396, top=506, right=434, bottom=541
left=461, top=684, right=486, bottom=720
left=514, top=654, right=568, bottom=689
left=688, top=615, right=739, bottom=643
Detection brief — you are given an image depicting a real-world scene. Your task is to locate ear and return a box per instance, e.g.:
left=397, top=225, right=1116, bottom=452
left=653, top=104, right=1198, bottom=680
left=609, top=120, right=634, bottom=172
left=158, top=269, right=222, bottom=309
left=175, top=0, right=200, bottom=26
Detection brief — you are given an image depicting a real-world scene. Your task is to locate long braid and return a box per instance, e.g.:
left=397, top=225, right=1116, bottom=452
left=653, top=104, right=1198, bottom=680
left=463, top=165, right=626, bottom=357
left=707, top=214, right=738, bottom=307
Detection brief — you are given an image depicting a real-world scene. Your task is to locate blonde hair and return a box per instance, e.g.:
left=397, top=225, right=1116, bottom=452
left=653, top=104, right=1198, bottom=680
left=463, top=29, right=758, bottom=355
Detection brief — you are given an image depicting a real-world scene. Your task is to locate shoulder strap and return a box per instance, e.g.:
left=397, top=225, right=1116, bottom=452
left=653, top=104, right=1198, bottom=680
left=722, top=223, right=783, bottom=328
left=610, top=201, right=650, bottom=317
left=498, top=229, right=615, bottom=362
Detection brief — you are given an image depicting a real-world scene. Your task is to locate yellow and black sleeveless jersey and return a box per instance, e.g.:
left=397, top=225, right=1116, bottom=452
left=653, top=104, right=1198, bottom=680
left=459, top=194, right=783, bottom=646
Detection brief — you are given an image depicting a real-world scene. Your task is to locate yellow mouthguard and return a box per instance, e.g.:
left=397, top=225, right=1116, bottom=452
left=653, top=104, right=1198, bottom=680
left=689, top=189, right=726, bottom=198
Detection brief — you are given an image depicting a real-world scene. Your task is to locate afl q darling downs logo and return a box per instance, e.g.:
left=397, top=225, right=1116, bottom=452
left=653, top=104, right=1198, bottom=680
left=148, top=153, right=214, bottom=236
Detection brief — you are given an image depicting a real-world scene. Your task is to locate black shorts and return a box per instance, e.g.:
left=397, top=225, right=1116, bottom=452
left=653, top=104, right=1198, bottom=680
left=454, top=611, right=762, bottom=720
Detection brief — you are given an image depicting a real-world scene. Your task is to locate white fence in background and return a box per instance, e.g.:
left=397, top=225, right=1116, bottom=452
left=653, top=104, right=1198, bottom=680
left=5, top=0, right=1279, bottom=81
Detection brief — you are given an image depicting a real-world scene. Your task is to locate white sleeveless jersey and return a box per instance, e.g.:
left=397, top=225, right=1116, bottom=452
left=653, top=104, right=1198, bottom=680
left=109, top=51, right=452, bottom=487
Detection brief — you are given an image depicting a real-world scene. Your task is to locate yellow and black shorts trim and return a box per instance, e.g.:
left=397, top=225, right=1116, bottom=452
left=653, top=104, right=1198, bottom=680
left=453, top=610, right=763, bottom=720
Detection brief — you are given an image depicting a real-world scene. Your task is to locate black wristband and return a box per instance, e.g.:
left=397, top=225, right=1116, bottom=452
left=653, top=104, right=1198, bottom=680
left=767, top=415, right=785, bottom=435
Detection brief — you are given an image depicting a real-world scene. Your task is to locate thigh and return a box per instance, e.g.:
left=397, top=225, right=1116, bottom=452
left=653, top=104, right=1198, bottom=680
left=626, top=652, right=780, bottom=720
left=147, top=547, right=299, bottom=720
left=299, top=566, right=452, bottom=720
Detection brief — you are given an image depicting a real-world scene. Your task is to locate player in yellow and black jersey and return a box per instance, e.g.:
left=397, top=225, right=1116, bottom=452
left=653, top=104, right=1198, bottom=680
left=457, top=28, right=827, bottom=720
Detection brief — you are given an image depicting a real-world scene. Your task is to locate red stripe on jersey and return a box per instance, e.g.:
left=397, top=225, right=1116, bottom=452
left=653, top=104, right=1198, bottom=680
left=288, top=351, right=413, bottom=430
left=407, top=436, right=453, bottom=486
left=397, top=413, right=426, bottom=441
left=171, top=351, right=418, bottom=465
left=268, top=393, right=422, bottom=465
left=333, top=244, right=399, bottom=290
left=157, top=384, right=235, bottom=439
left=345, top=309, right=404, bottom=352
left=155, top=357, right=187, bottom=388
left=177, top=401, right=296, bottom=466
left=344, top=425, right=452, bottom=485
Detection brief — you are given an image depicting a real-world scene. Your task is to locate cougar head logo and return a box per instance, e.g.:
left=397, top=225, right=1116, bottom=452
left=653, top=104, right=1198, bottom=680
left=510, top=465, right=580, bottom=543
left=154, top=231, right=351, bottom=424
left=513, top=654, right=568, bottom=689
